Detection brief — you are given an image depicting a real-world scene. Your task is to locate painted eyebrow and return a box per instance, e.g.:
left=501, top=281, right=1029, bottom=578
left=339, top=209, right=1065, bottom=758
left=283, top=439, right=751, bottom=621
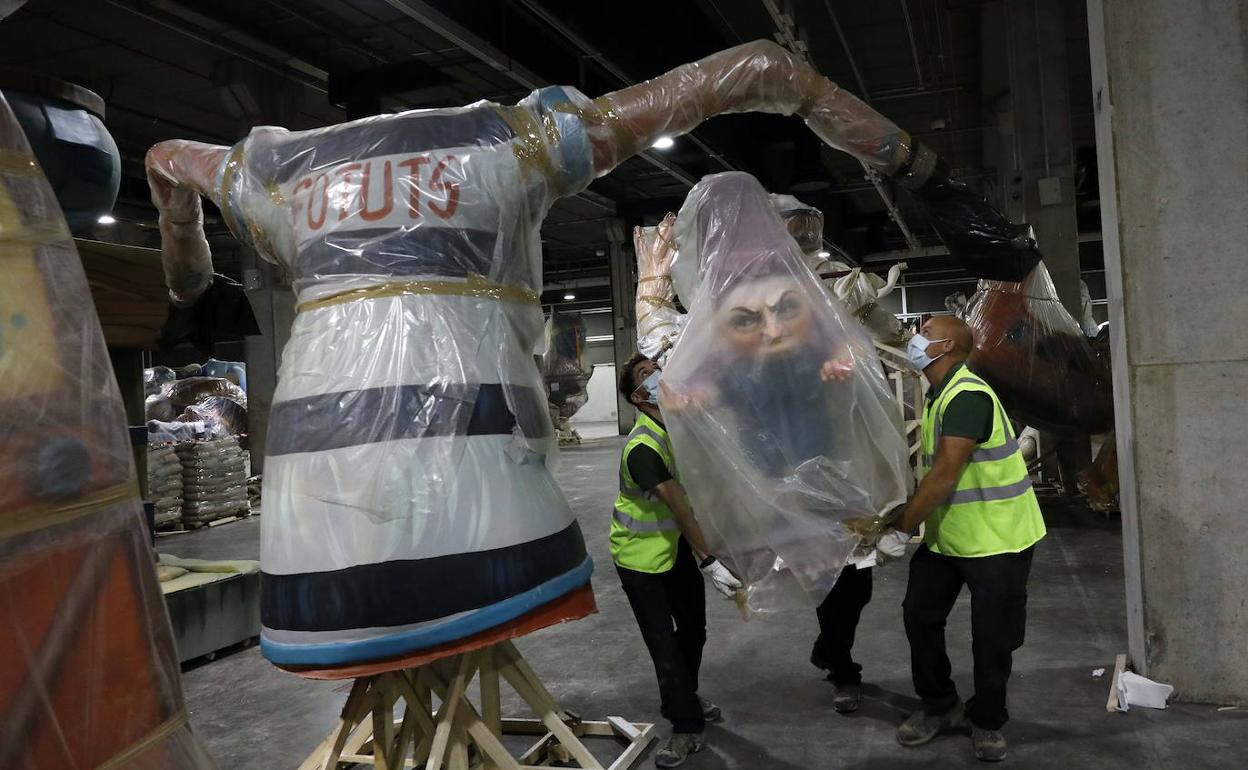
left=768, top=290, right=798, bottom=310
left=729, top=307, right=762, bottom=315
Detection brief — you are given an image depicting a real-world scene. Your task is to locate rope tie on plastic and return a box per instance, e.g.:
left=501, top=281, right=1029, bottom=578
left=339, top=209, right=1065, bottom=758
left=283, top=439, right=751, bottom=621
left=296, top=273, right=540, bottom=313
left=1, top=480, right=140, bottom=538
left=97, top=709, right=190, bottom=770
left=217, top=143, right=246, bottom=235
left=637, top=294, right=678, bottom=310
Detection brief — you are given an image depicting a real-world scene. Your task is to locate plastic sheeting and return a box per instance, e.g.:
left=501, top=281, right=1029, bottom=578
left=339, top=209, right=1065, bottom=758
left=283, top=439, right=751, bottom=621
left=962, top=259, right=1114, bottom=434
left=541, top=311, right=590, bottom=421
left=0, top=93, right=213, bottom=768
left=661, top=173, right=911, bottom=609
left=633, top=214, right=686, bottom=364
left=896, top=142, right=1114, bottom=434
left=149, top=84, right=602, bottom=670
left=143, top=39, right=919, bottom=669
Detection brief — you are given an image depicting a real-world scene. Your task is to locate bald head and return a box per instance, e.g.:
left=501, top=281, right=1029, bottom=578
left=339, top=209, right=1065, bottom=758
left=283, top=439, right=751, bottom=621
left=923, top=315, right=975, bottom=357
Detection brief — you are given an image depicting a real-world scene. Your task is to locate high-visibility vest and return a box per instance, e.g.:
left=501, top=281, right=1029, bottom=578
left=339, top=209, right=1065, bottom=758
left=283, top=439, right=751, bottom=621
left=610, top=412, right=682, bottom=573
left=919, top=364, right=1046, bottom=557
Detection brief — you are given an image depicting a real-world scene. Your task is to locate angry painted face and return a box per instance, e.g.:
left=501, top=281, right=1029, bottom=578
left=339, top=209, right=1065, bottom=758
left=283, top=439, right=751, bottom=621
left=716, top=275, right=814, bottom=357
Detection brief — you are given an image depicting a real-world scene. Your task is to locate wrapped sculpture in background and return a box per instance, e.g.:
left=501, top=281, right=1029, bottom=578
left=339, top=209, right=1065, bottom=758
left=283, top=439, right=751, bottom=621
left=0, top=91, right=212, bottom=769
left=660, top=172, right=912, bottom=608
left=145, top=39, right=920, bottom=672
left=633, top=213, right=685, bottom=365
left=540, top=310, right=591, bottom=444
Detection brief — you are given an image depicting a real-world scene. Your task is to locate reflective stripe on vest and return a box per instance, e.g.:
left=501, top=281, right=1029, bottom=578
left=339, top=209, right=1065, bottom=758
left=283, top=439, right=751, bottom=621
left=612, top=507, right=680, bottom=532
left=919, top=364, right=1046, bottom=557
left=610, top=413, right=682, bottom=573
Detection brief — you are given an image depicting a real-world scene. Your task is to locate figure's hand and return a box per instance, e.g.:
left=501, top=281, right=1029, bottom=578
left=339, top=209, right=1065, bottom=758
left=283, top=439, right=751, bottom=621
left=700, top=557, right=743, bottom=599
left=658, top=381, right=711, bottom=411
left=820, top=357, right=855, bottom=382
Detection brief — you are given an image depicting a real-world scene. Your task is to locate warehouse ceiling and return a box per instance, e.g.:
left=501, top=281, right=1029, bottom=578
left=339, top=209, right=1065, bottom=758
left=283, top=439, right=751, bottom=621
left=0, top=0, right=1098, bottom=310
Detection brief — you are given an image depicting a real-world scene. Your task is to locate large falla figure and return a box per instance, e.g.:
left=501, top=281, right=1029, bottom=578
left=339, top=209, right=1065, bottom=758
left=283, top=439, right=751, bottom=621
left=146, top=40, right=933, bottom=671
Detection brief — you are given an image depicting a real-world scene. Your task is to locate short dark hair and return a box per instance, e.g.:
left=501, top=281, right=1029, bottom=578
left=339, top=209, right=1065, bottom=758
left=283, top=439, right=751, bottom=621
left=618, top=352, right=651, bottom=400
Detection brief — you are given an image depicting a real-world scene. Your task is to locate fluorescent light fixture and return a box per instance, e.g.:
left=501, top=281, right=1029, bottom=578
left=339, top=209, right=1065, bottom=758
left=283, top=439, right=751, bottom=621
left=97, top=214, right=116, bottom=225
left=651, top=136, right=674, bottom=150
left=817, top=250, right=831, bottom=258
left=586, top=334, right=614, bottom=343
left=563, top=292, right=576, bottom=300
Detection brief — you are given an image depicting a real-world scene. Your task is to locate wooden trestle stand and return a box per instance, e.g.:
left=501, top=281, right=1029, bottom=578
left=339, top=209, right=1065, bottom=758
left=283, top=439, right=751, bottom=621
left=299, top=640, right=655, bottom=770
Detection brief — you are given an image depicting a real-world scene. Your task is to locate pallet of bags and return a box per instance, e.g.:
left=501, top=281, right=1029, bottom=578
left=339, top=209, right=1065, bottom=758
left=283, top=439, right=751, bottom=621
left=147, top=443, right=183, bottom=529
left=176, top=437, right=250, bottom=527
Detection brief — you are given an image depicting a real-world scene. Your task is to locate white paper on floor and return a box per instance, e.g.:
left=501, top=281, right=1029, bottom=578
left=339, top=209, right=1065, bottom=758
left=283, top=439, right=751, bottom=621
left=1092, top=668, right=1105, bottom=678
left=1116, top=671, right=1174, bottom=711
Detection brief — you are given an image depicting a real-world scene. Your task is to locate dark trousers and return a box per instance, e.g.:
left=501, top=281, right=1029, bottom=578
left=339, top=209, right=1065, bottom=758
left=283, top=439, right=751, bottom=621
left=903, top=544, right=1035, bottom=730
left=812, top=564, right=874, bottom=686
left=616, top=538, right=707, bottom=733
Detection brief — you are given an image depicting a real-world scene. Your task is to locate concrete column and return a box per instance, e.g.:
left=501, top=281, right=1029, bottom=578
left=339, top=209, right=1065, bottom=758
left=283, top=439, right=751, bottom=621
left=984, top=0, right=1082, bottom=317
left=240, top=250, right=295, bottom=473
left=1088, top=0, right=1248, bottom=702
left=606, top=218, right=636, bottom=436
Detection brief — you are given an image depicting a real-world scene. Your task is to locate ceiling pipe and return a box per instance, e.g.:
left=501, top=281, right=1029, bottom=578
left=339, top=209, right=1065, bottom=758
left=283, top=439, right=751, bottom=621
left=899, top=0, right=925, bottom=87
left=105, top=0, right=329, bottom=93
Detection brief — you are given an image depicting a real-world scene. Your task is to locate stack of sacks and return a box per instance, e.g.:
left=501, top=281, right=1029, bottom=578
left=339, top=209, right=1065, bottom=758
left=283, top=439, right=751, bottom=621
left=176, top=437, right=250, bottom=524
left=147, top=443, right=184, bottom=528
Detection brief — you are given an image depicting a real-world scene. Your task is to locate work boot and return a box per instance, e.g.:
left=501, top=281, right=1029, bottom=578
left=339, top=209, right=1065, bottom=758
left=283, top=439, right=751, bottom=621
left=832, top=683, right=861, bottom=714
left=699, top=696, right=723, bottom=723
left=654, top=732, right=705, bottom=768
left=971, top=724, right=1007, bottom=762
left=896, top=700, right=964, bottom=747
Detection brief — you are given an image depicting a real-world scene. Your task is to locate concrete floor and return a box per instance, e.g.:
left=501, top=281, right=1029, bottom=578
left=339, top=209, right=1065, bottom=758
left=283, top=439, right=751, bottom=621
left=167, top=437, right=1248, bottom=769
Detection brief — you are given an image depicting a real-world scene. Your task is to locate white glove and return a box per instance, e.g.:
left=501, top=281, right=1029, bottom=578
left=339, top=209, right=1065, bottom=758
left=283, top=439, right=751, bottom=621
left=876, top=529, right=911, bottom=559
left=700, top=557, right=743, bottom=598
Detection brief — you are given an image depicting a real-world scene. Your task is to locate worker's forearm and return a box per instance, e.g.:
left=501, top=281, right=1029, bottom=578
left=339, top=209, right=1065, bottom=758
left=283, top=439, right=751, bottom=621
left=899, top=471, right=959, bottom=532
left=670, top=502, right=712, bottom=559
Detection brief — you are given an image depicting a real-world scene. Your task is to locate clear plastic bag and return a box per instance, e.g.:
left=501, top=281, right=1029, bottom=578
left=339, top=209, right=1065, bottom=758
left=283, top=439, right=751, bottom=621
left=0, top=93, right=214, bottom=768
left=661, top=173, right=912, bottom=609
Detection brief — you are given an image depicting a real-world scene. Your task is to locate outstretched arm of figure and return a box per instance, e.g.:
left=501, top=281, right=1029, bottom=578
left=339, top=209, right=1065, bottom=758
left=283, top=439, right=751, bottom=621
left=586, top=40, right=911, bottom=178
left=145, top=141, right=230, bottom=306
left=587, top=39, right=1041, bottom=283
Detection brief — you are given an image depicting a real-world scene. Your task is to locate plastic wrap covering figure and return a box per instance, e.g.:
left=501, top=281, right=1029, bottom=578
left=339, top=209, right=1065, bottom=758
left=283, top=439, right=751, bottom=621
left=660, top=173, right=911, bottom=609
left=634, top=213, right=685, bottom=364
left=541, top=311, right=590, bottom=423
left=895, top=144, right=1114, bottom=435
left=145, top=40, right=912, bottom=672
left=0, top=94, right=213, bottom=769
left=770, top=193, right=909, bottom=347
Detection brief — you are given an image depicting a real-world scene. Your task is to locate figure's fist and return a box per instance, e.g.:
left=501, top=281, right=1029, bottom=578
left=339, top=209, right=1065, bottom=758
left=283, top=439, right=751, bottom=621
left=820, top=357, right=855, bottom=382
left=658, top=381, right=711, bottom=411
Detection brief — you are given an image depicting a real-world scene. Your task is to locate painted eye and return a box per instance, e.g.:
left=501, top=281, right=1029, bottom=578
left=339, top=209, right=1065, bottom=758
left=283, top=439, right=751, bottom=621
left=776, top=295, right=802, bottom=319
left=730, top=314, right=759, bottom=330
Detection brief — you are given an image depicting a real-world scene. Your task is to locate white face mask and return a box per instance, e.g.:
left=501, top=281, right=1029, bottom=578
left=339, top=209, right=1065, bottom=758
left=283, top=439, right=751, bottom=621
left=907, top=333, right=949, bottom=371
left=637, top=370, right=662, bottom=405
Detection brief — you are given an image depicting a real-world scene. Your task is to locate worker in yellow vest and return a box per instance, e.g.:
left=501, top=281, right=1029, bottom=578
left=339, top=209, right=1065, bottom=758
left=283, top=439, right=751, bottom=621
left=892, top=316, right=1046, bottom=763
left=612, top=352, right=742, bottom=768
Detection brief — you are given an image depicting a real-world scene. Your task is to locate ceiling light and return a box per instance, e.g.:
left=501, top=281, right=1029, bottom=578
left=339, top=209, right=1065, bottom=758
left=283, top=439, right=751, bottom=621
left=651, top=136, right=674, bottom=150
left=563, top=292, right=576, bottom=301
left=817, top=250, right=831, bottom=258
left=97, top=214, right=116, bottom=225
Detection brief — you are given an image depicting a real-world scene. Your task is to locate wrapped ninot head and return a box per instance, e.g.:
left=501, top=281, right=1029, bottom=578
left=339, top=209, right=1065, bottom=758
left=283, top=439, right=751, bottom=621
left=662, top=172, right=911, bottom=609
